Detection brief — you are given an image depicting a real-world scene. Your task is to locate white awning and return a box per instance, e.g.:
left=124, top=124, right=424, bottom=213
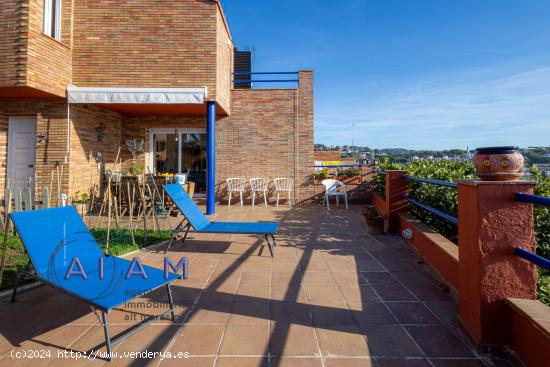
left=67, top=85, right=207, bottom=104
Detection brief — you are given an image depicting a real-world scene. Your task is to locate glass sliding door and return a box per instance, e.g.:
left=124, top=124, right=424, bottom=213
left=150, top=128, right=207, bottom=195
left=152, top=133, right=179, bottom=174
left=181, top=133, right=207, bottom=194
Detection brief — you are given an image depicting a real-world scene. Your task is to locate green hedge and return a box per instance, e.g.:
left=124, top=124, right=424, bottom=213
left=375, top=160, right=550, bottom=305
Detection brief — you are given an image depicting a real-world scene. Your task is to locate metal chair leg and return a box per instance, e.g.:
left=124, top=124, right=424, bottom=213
left=166, top=284, right=176, bottom=321
left=264, top=234, right=274, bottom=257
left=271, top=234, right=277, bottom=247
left=264, top=191, right=267, bottom=206
left=252, top=191, right=256, bottom=207
left=101, top=311, right=113, bottom=360
left=276, top=193, right=280, bottom=207
left=345, top=194, right=349, bottom=210
left=228, top=192, right=232, bottom=207
left=10, top=271, right=21, bottom=303
left=240, top=191, right=243, bottom=206
left=288, top=191, right=291, bottom=207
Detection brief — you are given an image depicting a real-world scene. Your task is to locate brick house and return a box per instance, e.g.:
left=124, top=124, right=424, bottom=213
left=0, top=0, right=314, bottom=213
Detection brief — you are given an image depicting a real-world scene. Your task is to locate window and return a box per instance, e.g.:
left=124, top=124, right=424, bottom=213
left=43, top=0, right=61, bottom=40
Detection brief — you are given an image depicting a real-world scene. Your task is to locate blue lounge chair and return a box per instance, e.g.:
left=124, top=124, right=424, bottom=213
left=162, top=184, right=279, bottom=256
left=9, top=206, right=181, bottom=360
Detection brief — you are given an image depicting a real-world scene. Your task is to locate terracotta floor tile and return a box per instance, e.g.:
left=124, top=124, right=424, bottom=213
left=271, top=357, right=323, bottom=367
left=270, top=301, right=312, bottom=324
left=429, top=359, right=489, bottom=367
left=352, top=303, right=397, bottom=325
left=302, top=272, right=336, bottom=286
left=271, top=284, right=307, bottom=302
left=239, top=271, right=271, bottom=287
left=170, top=324, right=225, bottom=356
left=376, top=358, right=431, bottom=366
left=235, top=286, right=271, bottom=300
left=303, top=285, right=346, bottom=307
left=386, top=302, right=441, bottom=325
left=316, top=325, right=370, bottom=357
left=160, top=356, right=215, bottom=367
left=331, top=272, right=368, bottom=285
left=218, top=324, right=269, bottom=355
left=324, top=358, right=375, bottom=367
left=310, top=306, right=356, bottom=326
left=361, top=324, right=423, bottom=357
left=186, top=306, right=232, bottom=325
left=405, top=325, right=475, bottom=358
left=269, top=322, right=320, bottom=357
left=339, top=285, right=380, bottom=309
left=214, top=357, right=268, bottom=367
left=371, top=283, right=417, bottom=302
left=228, top=301, right=270, bottom=324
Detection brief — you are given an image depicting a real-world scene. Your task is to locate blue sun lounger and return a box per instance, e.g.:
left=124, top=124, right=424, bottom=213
left=9, top=206, right=181, bottom=360
left=162, top=184, right=279, bottom=256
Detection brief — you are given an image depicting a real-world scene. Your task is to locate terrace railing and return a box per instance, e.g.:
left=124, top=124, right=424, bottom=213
left=514, top=192, right=550, bottom=271
left=233, top=72, right=299, bottom=88
left=402, top=175, right=459, bottom=227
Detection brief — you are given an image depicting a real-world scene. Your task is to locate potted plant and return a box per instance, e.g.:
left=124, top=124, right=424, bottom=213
left=314, top=168, right=330, bottom=184
left=71, top=190, right=89, bottom=216
left=128, top=162, right=144, bottom=182
left=472, top=146, right=524, bottom=181
left=337, top=167, right=362, bottom=184
left=362, top=204, right=384, bottom=234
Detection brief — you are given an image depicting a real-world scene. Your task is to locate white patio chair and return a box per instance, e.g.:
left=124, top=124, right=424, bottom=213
left=226, top=178, right=247, bottom=206
left=321, top=179, right=348, bottom=210
left=249, top=178, right=269, bottom=207
left=274, top=178, right=293, bottom=207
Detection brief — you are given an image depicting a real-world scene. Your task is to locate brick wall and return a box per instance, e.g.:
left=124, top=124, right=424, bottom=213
left=68, top=104, right=122, bottom=196
left=25, top=0, right=73, bottom=97
left=72, top=0, right=219, bottom=97
left=216, top=4, right=233, bottom=114
left=217, top=71, right=315, bottom=203
left=0, top=0, right=27, bottom=88
left=0, top=0, right=73, bottom=97
left=0, top=99, right=70, bottom=202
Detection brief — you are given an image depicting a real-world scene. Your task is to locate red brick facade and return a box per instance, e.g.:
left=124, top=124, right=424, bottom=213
left=0, top=1, right=315, bottom=205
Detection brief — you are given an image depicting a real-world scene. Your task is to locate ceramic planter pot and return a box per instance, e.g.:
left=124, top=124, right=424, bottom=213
left=472, top=146, right=524, bottom=181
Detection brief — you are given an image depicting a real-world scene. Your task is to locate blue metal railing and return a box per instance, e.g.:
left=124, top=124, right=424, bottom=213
left=514, top=191, right=550, bottom=270
left=515, top=247, right=550, bottom=271
left=233, top=72, right=299, bottom=86
left=314, top=164, right=363, bottom=168
left=402, top=195, right=459, bottom=225
left=403, top=175, right=458, bottom=188
left=515, top=192, right=550, bottom=207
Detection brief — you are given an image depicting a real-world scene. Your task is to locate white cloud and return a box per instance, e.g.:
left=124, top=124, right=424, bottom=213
left=315, top=65, right=550, bottom=149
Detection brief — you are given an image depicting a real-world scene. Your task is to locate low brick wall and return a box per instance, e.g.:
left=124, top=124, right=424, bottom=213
left=398, top=212, right=460, bottom=294
left=506, top=298, right=550, bottom=367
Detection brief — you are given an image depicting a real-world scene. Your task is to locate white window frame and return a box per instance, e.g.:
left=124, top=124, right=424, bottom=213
left=43, top=0, right=61, bottom=40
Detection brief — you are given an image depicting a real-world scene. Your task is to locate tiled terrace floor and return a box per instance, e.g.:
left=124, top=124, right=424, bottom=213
left=0, top=205, right=507, bottom=367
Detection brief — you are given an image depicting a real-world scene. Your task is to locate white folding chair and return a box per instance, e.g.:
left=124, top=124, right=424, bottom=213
left=226, top=178, right=247, bottom=206
left=249, top=178, right=269, bottom=207
left=274, top=178, right=293, bottom=207
left=321, top=179, right=348, bottom=210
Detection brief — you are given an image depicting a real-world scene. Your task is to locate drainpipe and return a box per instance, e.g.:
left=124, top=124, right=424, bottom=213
left=65, top=101, right=71, bottom=164
left=206, top=101, right=216, bottom=215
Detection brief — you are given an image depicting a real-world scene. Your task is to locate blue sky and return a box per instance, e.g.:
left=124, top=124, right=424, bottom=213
left=223, top=0, right=550, bottom=150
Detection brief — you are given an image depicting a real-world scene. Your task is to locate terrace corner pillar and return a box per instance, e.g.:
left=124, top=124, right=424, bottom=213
left=384, top=170, right=408, bottom=232
left=206, top=101, right=216, bottom=215
left=456, top=179, right=537, bottom=347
